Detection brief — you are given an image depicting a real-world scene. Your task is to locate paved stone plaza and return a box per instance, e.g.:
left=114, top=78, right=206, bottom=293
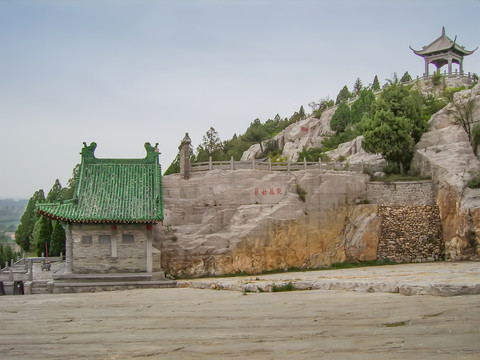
left=1, top=263, right=479, bottom=359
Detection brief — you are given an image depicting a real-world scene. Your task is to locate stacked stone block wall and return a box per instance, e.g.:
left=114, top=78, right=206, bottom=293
left=72, top=224, right=147, bottom=273
left=377, top=205, right=444, bottom=263
left=367, top=181, right=434, bottom=205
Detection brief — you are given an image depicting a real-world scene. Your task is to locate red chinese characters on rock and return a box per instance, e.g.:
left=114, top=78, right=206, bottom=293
left=254, top=187, right=283, bottom=196
left=301, top=126, right=308, bottom=132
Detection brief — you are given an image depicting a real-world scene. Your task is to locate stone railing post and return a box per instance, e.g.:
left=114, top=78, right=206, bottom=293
left=178, top=133, right=192, bottom=179
left=287, top=158, right=291, bottom=173
left=9, top=268, right=13, bottom=281
left=252, top=158, right=255, bottom=170
left=28, top=260, right=33, bottom=281
left=230, top=156, right=234, bottom=170
left=268, top=158, right=272, bottom=171
left=303, top=158, right=307, bottom=170
left=208, top=156, right=213, bottom=171
left=319, top=158, right=322, bottom=170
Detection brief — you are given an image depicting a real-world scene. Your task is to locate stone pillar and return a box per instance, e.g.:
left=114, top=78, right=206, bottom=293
left=111, top=225, right=118, bottom=258
left=64, top=223, right=73, bottom=274
left=178, top=133, right=191, bottom=179
left=146, top=225, right=153, bottom=273
left=448, top=58, right=452, bottom=75
left=425, top=59, right=429, bottom=77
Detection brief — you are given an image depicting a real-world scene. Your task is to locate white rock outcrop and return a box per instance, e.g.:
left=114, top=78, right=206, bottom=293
left=411, top=84, right=480, bottom=260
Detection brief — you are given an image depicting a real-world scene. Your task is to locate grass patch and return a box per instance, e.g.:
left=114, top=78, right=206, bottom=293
left=384, top=321, right=409, bottom=327
left=272, top=282, right=296, bottom=292
left=296, top=184, right=307, bottom=202
left=327, top=259, right=396, bottom=270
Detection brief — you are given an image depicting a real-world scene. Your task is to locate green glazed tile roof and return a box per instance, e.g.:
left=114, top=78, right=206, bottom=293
left=38, top=142, right=163, bottom=224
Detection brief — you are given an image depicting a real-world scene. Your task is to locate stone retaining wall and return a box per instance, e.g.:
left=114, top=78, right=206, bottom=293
left=367, top=181, right=434, bottom=205
left=377, top=205, right=444, bottom=263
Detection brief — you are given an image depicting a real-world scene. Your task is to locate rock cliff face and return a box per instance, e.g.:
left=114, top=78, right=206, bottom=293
left=156, top=170, right=380, bottom=277
left=411, top=84, right=480, bottom=260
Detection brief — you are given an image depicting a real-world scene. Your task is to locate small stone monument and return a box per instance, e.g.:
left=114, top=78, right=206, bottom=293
left=179, top=133, right=191, bottom=179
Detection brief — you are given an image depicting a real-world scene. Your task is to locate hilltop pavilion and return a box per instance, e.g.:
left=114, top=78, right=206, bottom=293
left=410, top=27, right=477, bottom=77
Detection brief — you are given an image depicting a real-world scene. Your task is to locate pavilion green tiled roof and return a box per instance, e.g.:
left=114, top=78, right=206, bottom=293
left=38, top=142, right=163, bottom=224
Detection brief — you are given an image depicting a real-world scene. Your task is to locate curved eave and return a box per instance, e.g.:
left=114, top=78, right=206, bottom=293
left=38, top=209, right=162, bottom=224
left=410, top=44, right=477, bottom=56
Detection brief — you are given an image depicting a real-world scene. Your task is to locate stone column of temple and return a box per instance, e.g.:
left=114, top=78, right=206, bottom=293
left=64, top=223, right=73, bottom=274
left=179, top=133, right=191, bottom=179
left=448, top=58, right=452, bottom=75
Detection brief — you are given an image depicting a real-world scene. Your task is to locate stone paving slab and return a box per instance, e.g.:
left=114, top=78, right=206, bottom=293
left=177, top=262, right=480, bottom=296
left=1, top=287, right=479, bottom=359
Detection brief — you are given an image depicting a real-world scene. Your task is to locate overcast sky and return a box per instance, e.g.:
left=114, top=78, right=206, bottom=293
left=1, top=0, right=479, bottom=199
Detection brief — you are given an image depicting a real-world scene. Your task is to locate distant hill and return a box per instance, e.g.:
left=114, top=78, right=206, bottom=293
left=0, top=199, right=28, bottom=230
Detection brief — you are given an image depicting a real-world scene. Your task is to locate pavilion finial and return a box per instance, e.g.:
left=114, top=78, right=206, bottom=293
left=442, top=26, right=445, bottom=36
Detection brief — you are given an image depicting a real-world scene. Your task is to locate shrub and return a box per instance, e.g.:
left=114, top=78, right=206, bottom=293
left=272, top=282, right=296, bottom=292
left=296, top=184, right=307, bottom=202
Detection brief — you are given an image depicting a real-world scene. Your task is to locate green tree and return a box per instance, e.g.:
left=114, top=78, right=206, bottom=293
left=330, top=101, right=351, bottom=133
left=46, top=179, right=63, bottom=203
left=196, top=127, right=222, bottom=161
left=61, top=164, right=80, bottom=200
left=50, top=221, right=66, bottom=256
left=350, top=89, right=376, bottom=124
left=15, top=190, right=45, bottom=252
left=372, top=75, right=380, bottom=91
left=164, top=153, right=180, bottom=175
left=32, top=216, right=52, bottom=256
left=335, top=85, right=351, bottom=104
left=400, top=71, right=412, bottom=83
left=363, top=83, right=427, bottom=172
left=353, top=78, right=363, bottom=96
left=244, top=119, right=268, bottom=155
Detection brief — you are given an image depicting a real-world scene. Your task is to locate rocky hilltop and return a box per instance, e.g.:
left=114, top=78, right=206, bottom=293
left=156, top=81, right=480, bottom=277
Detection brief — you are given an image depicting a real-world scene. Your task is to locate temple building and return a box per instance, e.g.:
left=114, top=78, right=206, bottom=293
left=410, top=27, right=477, bottom=77
left=37, top=142, right=164, bottom=276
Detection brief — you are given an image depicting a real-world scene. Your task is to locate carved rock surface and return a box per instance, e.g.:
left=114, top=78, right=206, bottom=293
left=157, top=170, right=379, bottom=277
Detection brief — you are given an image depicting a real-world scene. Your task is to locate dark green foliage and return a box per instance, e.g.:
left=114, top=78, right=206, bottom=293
left=422, top=94, right=447, bottom=120
left=272, top=282, right=296, bottom=292
left=297, top=147, right=324, bottom=162
left=400, top=71, right=412, bottom=83
left=472, top=124, right=480, bottom=156
left=335, top=85, right=351, bottom=104
left=309, top=97, right=334, bottom=118
left=33, top=216, right=52, bottom=256
left=432, top=72, right=444, bottom=86
left=363, top=82, right=427, bottom=173
left=62, top=165, right=80, bottom=200
left=353, top=77, right=363, bottom=95
left=350, top=89, right=376, bottom=124
left=372, top=75, right=381, bottom=91
left=49, top=221, right=66, bottom=256
left=330, top=101, right=351, bottom=133
left=321, top=129, right=357, bottom=152
left=196, top=127, right=223, bottom=161
left=0, top=245, right=19, bottom=267
left=442, top=86, right=466, bottom=103
left=46, top=179, right=63, bottom=203
left=164, top=153, right=180, bottom=175
left=296, top=184, right=307, bottom=202
left=244, top=119, right=268, bottom=155
left=15, top=190, right=45, bottom=252
left=468, top=177, right=480, bottom=189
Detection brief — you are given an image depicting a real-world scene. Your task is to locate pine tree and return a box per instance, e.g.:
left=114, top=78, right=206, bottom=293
left=33, top=216, right=52, bottom=257
left=330, top=101, right=351, bottom=133
left=335, top=85, right=351, bottom=104
left=353, top=78, right=363, bottom=95
left=46, top=179, right=63, bottom=203
left=372, top=75, right=380, bottom=91
left=400, top=71, right=412, bottom=83
left=15, top=190, right=45, bottom=252
left=50, top=221, right=66, bottom=256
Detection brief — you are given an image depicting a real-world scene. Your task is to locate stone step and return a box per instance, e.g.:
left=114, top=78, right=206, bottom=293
left=53, top=279, right=177, bottom=293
